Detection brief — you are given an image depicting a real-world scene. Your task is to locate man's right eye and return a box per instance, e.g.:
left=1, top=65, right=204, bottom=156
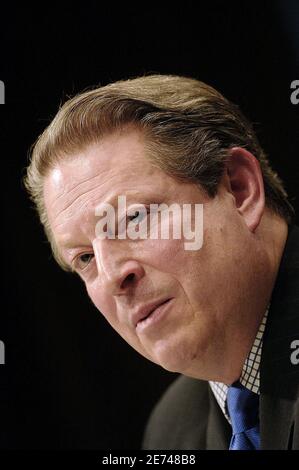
left=74, top=253, right=94, bottom=271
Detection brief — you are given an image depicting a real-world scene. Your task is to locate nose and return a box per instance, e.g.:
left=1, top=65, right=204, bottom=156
left=92, top=238, right=145, bottom=295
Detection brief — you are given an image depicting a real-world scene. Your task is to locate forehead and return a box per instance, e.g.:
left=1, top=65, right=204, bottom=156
left=45, top=128, right=151, bottom=195
left=44, top=129, right=161, bottom=213
left=43, top=129, right=187, bottom=246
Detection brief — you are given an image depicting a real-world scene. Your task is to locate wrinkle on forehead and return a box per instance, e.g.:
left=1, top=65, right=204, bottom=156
left=47, top=171, right=122, bottom=229
left=44, top=139, right=157, bottom=227
left=43, top=132, right=155, bottom=241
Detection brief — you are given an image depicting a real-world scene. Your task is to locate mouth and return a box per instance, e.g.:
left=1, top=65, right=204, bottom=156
left=135, top=298, right=174, bottom=332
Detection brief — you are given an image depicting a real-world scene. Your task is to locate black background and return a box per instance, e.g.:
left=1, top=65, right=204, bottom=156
left=0, top=1, right=298, bottom=450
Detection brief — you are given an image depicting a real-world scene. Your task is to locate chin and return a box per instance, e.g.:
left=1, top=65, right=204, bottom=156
left=150, top=336, right=200, bottom=374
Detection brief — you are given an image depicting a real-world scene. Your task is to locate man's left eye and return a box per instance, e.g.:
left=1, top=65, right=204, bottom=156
left=74, top=253, right=94, bottom=271
left=127, top=210, right=147, bottom=224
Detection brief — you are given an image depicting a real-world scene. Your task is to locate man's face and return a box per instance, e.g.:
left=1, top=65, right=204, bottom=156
left=44, top=128, right=258, bottom=381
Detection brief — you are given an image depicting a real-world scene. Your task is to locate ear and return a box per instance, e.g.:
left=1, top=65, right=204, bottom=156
left=225, top=147, right=265, bottom=232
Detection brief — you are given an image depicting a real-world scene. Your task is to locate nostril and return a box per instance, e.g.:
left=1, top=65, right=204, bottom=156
left=121, top=272, right=135, bottom=289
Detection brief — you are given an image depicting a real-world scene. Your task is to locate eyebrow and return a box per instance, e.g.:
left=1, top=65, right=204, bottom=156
left=102, top=191, right=152, bottom=208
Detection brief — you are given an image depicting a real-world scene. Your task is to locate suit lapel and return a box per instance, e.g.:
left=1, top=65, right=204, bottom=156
left=260, top=224, right=299, bottom=449
left=260, top=394, right=296, bottom=449
left=206, top=388, right=231, bottom=449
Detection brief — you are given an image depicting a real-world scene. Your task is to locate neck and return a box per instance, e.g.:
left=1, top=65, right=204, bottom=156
left=224, top=211, right=289, bottom=384
left=183, top=212, right=289, bottom=384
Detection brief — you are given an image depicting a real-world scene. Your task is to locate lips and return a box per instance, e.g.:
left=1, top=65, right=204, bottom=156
left=132, top=298, right=172, bottom=328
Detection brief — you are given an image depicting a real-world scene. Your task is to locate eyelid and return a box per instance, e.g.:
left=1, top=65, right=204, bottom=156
left=126, top=204, right=150, bottom=217
left=72, top=252, right=94, bottom=272
left=116, top=205, right=150, bottom=232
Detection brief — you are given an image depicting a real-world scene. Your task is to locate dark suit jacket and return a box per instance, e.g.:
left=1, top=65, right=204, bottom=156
left=143, top=225, right=299, bottom=450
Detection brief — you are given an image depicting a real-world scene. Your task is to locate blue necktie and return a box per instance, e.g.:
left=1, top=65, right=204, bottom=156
left=226, top=381, right=260, bottom=450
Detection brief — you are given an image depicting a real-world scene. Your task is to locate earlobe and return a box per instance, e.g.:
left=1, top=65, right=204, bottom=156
left=226, top=147, right=265, bottom=233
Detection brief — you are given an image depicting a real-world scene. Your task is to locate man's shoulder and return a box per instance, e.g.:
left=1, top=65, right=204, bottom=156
left=142, top=375, right=210, bottom=449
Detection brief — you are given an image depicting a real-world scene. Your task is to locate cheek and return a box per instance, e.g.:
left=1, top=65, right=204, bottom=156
left=86, top=282, right=155, bottom=362
left=146, top=237, right=201, bottom=282
left=86, top=281, right=134, bottom=338
left=86, top=282, right=116, bottom=324
left=140, top=237, right=208, bottom=303
left=148, top=224, right=233, bottom=308
left=142, top=237, right=186, bottom=268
